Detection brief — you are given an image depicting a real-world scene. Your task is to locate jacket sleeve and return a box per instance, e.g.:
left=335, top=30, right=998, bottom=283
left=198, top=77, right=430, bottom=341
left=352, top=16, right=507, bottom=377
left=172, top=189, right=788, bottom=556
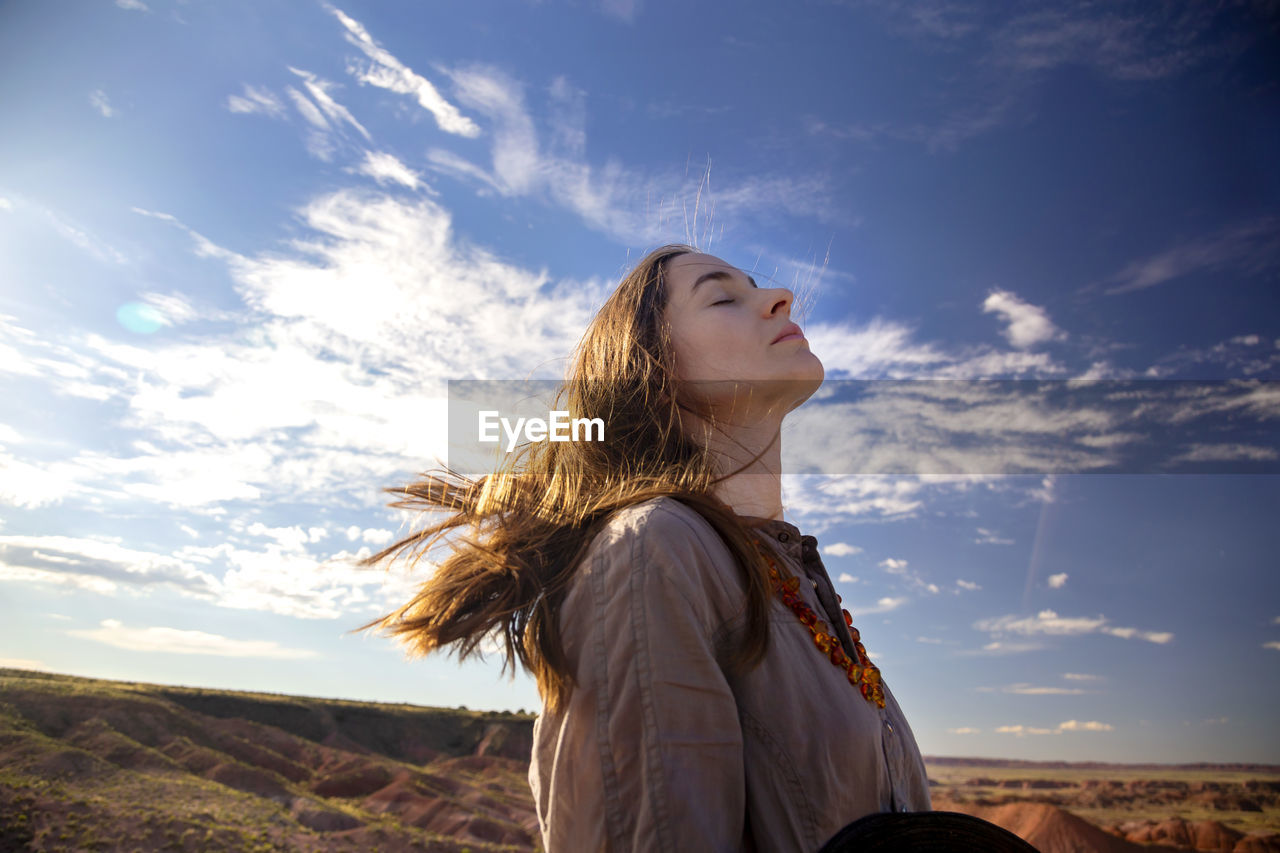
left=561, top=504, right=747, bottom=852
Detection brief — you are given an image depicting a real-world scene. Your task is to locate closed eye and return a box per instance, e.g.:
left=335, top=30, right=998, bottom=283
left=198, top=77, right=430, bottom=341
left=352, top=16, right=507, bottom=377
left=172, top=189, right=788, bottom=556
left=712, top=298, right=734, bottom=306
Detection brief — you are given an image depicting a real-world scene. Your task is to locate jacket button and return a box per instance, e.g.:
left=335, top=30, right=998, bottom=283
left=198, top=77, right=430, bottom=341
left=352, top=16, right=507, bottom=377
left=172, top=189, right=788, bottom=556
left=777, top=532, right=790, bottom=542
left=884, top=720, right=894, bottom=734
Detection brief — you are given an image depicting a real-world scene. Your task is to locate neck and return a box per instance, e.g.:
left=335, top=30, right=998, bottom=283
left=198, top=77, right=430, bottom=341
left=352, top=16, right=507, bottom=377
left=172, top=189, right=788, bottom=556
left=702, top=417, right=785, bottom=521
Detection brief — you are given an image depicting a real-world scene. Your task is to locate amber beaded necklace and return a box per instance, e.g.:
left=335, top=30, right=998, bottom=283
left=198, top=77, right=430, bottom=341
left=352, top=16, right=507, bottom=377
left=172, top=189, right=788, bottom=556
left=750, top=534, right=885, bottom=709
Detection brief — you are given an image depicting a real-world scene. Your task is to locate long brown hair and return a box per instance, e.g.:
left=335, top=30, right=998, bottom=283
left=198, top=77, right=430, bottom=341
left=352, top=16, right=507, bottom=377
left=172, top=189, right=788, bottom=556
left=356, top=244, right=779, bottom=713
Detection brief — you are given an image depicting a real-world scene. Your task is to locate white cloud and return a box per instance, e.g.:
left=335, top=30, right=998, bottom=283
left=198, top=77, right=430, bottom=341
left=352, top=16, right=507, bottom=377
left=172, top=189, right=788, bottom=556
left=0, top=197, right=12, bottom=210
left=1102, top=216, right=1280, bottom=294
left=956, top=579, right=981, bottom=591
left=0, top=534, right=221, bottom=598
left=0, top=657, right=46, bottom=669
left=974, top=527, right=1014, bottom=545
left=837, top=572, right=858, bottom=583
left=1170, top=443, right=1278, bottom=463
left=324, top=3, right=480, bottom=137
left=360, top=528, right=394, bottom=545
left=1002, top=683, right=1087, bottom=695
left=1261, top=641, right=1280, bottom=651
left=17, top=201, right=129, bottom=265
left=418, top=64, right=842, bottom=243
left=970, top=640, right=1044, bottom=655
left=982, top=289, right=1066, bottom=349
left=947, top=727, right=980, bottom=735
left=805, top=317, right=950, bottom=379
left=344, top=526, right=399, bottom=546
left=851, top=596, right=907, bottom=617
left=995, top=720, right=1113, bottom=737
left=68, top=619, right=319, bottom=659
left=600, top=0, right=639, bottom=22
left=1102, top=626, right=1174, bottom=643
left=226, top=84, right=286, bottom=118
left=879, top=557, right=908, bottom=574
left=3, top=193, right=616, bottom=514
left=995, top=724, right=1054, bottom=736
left=976, top=608, right=1173, bottom=644
left=1062, top=672, right=1101, bottom=681
left=0, top=446, right=94, bottom=508
left=115, top=0, right=148, bottom=9
left=823, top=542, right=863, bottom=557
left=0, top=529, right=422, bottom=622
left=351, top=150, right=423, bottom=190
left=287, top=66, right=371, bottom=142
left=1057, top=719, right=1114, bottom=732
left=89, top=89, right=115, bottom=118
left=1047, top=572, right=1068, bottom=589
left=286, top=85, right=330, bottom=129
left=138, top=292, right=199, bottom=327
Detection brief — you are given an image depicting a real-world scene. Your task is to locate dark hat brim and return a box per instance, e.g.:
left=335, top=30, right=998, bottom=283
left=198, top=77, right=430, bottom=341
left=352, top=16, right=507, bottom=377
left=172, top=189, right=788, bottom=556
left=818, top=810, right=1040, bottom=852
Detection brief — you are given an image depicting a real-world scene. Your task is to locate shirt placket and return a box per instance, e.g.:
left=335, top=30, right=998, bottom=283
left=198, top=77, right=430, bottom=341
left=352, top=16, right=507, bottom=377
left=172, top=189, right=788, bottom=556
left=771, top=525, right=913, bottom=814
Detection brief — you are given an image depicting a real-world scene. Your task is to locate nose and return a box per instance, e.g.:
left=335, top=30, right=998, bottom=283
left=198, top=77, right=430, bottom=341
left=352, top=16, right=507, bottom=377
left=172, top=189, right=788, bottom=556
left=761, top=286, right=793, bottom=317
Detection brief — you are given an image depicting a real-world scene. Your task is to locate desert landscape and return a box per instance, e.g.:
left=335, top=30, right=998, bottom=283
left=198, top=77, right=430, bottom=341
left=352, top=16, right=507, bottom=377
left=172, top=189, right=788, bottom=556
left=1, top=667, right=1277, bottom=852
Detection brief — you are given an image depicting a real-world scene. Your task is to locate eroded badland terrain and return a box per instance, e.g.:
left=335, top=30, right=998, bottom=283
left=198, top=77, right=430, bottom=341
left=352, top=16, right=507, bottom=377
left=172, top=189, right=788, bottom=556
left=1, top=669, right=1277, bottom=852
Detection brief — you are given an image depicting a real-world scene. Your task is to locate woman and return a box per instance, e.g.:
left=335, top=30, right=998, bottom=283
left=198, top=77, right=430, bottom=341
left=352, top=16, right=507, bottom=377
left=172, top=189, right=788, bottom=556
left=359, top=244, right=931, bottom=851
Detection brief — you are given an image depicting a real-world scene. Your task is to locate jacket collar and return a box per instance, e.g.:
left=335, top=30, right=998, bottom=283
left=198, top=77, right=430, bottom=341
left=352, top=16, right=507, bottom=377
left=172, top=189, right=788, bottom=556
left=736, top=513, right=823, bottom=566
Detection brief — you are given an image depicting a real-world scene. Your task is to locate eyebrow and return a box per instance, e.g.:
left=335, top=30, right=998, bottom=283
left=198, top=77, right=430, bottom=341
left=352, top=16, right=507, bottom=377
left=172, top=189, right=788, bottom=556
left=691, top=270, right=758, bottom=293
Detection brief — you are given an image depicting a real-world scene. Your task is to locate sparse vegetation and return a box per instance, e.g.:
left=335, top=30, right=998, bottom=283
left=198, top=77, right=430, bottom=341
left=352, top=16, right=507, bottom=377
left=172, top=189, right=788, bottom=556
left=5, top=668, right=1278, bottom=852
left=0, top=668, right=538, bottom=852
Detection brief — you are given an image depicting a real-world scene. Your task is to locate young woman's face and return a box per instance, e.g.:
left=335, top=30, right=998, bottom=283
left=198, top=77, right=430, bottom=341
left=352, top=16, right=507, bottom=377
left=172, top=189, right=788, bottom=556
left=662, top=252, right=823, bottom=409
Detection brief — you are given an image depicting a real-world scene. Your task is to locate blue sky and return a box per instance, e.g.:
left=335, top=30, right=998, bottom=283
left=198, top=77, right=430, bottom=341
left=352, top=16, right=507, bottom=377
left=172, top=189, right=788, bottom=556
left=1, top=0, right=1278, bottom=763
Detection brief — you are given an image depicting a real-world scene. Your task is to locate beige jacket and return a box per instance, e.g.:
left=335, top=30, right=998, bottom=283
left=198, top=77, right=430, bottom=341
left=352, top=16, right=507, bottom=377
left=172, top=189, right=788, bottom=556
left=528, top=497, right=931, bottom=852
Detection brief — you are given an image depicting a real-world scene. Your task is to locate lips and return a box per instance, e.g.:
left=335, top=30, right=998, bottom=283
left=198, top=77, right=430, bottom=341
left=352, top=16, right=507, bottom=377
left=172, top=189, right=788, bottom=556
left=771, top=323, right=805, bottom=344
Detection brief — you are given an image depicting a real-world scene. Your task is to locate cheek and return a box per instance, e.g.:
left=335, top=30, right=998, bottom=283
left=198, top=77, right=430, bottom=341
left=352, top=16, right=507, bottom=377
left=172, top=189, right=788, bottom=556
left=674, top=323, right=753, bottom=379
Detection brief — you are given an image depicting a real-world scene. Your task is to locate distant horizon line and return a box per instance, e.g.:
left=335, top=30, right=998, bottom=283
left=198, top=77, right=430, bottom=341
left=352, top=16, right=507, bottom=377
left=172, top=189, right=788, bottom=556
left=4, top=665, right=1276, bottom=772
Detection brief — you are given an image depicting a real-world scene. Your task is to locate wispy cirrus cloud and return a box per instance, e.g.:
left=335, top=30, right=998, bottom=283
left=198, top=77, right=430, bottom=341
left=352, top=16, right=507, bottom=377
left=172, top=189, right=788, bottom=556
left=976, top=682, right=1088, bottom=696
left=288, top=66, right=371, bottom=141
left=226, top=84, right=286, bottom=118
left=349, top=150, right=426, bottom=190
left=0, top=191, right=612, bottom=515
left=324, top=3, right=480, bottom=138
left=1099, top=216, right=1280, bottom=295
left=416, top=63, right=844, bottom=243
left=89, top=89, right=115, bottom=118
left=976, top=608, right=1173, bottom=645
left=810, top=1, right=1263, bottom=156
left=974, top=527, right=1013, bottom=545
left=0, top=530, right=423, bottom=621
left=68, top=619, right=319, bottom=659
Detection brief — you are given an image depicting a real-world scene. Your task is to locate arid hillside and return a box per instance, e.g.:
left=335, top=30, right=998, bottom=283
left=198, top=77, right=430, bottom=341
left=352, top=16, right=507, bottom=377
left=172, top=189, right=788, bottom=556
left=0, top=668, right=538, bottom=851
left=2, top=668, right=1278, bottom=852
